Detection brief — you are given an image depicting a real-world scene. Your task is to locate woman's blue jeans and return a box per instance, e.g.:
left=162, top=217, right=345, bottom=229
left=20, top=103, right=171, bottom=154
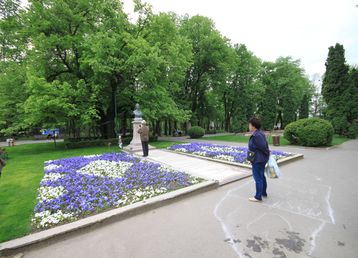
left=252, top=162, right=267, bottom=200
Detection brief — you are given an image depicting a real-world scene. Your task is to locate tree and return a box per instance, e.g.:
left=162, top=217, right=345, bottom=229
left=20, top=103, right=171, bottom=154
left=258, top=57, right=311, bottom=130
left=179, top=15, right=231, bottom=127
left=299, top=93, right=310, bottom=119
left=218, top=44, right=261, bottom=132
left=322, top=43, right=356, bottom=136
left=0, top=0, right=28, bottom=136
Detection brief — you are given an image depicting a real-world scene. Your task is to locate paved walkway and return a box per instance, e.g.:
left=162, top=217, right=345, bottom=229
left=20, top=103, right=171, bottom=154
left=144, top=149, right=251, bottom=185
left=10, top=140, right=358, bottom=258
left=0, top=139, right=64, bottom=147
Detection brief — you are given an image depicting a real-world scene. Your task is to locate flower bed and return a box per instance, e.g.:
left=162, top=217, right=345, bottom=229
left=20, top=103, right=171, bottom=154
left=168, top=143, right=292, bottom=164
left=32, top=152, right=202, bottom=229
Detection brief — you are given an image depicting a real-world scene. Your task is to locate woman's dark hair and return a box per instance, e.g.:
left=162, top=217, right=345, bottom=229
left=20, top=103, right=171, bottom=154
left=249, top=117, right=262, bottom=130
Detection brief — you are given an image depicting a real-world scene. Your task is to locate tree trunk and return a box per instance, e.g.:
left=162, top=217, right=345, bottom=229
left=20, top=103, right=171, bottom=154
left=164, top=119, right=168, bottom=135
left=156, top=120, right=161, bottom=136
left=169, top=120, right=173, bottom=136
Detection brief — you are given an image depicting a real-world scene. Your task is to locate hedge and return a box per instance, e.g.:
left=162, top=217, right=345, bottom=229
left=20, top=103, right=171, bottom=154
left=188, top=126, right=205, bottom=139
left=284, top=118, right=334, bottom=146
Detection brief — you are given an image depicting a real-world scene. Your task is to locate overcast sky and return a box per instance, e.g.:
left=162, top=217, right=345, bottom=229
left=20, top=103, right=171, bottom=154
left=123, top=0, right=358, bottom=77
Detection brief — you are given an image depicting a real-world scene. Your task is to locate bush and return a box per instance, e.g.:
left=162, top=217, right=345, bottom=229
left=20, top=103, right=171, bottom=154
left=347, top=120, right=358, bottom=139
left=188, top=126, right=205, bottom=139
left=284, top=118, right=334, bottom=146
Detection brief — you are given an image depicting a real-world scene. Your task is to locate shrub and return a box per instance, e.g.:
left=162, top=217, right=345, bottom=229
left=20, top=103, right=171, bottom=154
left=188, top=126, right=205, bottom=139
left=347, top=120, right=358, bottom=139
left=284, top=118, right=334, bottom=146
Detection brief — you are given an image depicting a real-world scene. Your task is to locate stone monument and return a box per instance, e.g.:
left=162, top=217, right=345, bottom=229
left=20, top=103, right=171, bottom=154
left=124, top=104, right=151, bottom=152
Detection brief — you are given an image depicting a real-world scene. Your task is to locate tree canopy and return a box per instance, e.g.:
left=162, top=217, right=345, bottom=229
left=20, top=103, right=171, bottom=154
left=0, top=0, right=326, bottom=138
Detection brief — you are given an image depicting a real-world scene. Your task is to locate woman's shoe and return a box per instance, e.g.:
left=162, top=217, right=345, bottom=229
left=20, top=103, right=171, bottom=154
left=248, top=197, right=262, bottom=202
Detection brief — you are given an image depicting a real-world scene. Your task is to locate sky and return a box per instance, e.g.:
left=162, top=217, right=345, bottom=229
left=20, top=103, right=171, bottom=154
left=123, top=0, right=358, bottom=78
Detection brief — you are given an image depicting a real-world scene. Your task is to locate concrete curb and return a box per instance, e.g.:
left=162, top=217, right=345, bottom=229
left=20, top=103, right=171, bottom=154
left=0, top=180, right=217, bottom=256
left=163, top=149, right=304, bottom=169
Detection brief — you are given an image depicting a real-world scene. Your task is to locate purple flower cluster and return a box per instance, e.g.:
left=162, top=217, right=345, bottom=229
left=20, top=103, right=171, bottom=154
left=168, top=143, right=291, bottom=164
left=33, top=152, right=199, bottom=227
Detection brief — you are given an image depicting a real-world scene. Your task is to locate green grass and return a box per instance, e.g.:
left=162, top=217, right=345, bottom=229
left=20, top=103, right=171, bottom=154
left=203, top=134, right=290, bottom=146
left=150, top=141, right=184, bottom=149
left=0, top=142, right=120, bottom=243
left=203, top=134, right=349, bottom=147
left=331, top=134, right=349, bottom=146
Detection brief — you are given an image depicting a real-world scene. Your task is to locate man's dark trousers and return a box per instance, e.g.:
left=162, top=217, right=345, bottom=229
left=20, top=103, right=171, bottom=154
left=141, top=141, right=149, bottom=156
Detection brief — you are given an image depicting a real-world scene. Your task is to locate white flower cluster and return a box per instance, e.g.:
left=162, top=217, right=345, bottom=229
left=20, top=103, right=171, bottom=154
left=192, top=151, right=207, bottom=156
left=174, top=148, right=188, bottom=152
left=77, top=160, right=132, bottom=178
left=44, top=164, right=62, bottom=171
left=38, top=186, right=67, bottom=202
left=159, top=165, right=179, bottom=173
left=214, top=155, right=235, bottom=162
left=190, top=177, right=201, bottom=184
left=41, top=173, right=64, bottom=182
left=83, top=154, right=100, bottom=159
left=32, top=210, right=75, bottom=228
left=202, top=146, right=242, bottom=153
left=117, top=186, right=168, bottom=206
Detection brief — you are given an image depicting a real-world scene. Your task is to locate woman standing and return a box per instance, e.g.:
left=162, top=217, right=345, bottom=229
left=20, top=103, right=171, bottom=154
left=248, top=117, right=270, bottom=202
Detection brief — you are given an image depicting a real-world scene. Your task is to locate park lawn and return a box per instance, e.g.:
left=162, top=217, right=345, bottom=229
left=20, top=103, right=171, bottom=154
left=203, top=134, right=290, bottom=146
left=331, top=134, right=350, bottom=146
left=149, top=141, right=184, bottom=149
left=203, top=134, right=349, bottom=147
left=0, top=142, right=120, bottom=243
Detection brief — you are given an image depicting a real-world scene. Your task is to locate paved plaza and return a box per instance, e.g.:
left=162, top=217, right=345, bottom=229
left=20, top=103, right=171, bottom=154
left=9, top=139, right=356, bottom=258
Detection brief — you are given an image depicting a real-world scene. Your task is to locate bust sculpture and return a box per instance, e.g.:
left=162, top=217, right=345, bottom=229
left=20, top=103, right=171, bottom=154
left=133, top=103, right=142, bottom=119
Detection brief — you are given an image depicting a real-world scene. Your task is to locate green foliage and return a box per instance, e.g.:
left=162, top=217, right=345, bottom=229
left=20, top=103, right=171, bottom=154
left=0, top=0, right=318, bottom=139
left=188, top=126, right=205, bottom=139
left=259, top=58, right=311, bottom=130
left=299, top=93, right=310, bottom=119
left=322, top=43, right=358, bottom=137
left=284, top=118, right=334, bottom=146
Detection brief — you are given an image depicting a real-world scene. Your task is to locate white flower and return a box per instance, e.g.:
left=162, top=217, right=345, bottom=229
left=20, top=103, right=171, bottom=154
left=174, top=148, right=188, bottom=152
left=41, top=173, right=64, bottom=182
left=77, top=160, right=132, bottom=178
left=44, top=164, right=62, bottom=171
left=201, top=146, right=243, bottom=153
left=83, top=154, right=100, bottom=159
left=117, top=186, right=169, bottom=206
left=192, top=151, right=207, bottom=156
left=214, top=155, right=235, bottom=162
left=38, top=186, right=67, bottom=202
left=32, top=210, right=75, bottom=228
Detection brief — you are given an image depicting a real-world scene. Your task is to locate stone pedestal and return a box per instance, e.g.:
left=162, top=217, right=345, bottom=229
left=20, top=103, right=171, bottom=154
left=124, top=118, right=156, bottom=153
left=124, top=118, right=143, bottom=152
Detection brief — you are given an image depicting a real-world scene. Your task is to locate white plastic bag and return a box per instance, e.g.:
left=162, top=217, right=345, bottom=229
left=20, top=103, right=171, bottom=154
left=265, top=155, right=281, bottom=178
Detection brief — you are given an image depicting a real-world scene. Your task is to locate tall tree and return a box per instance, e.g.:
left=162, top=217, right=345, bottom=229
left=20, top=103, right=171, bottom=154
left=322, top=43, right=354, bottom=136
left=259, top=57, right=311, bottom=130
left=179, top=15, right=231, bottom=127
left=0, top=0, right=28, bottom=135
